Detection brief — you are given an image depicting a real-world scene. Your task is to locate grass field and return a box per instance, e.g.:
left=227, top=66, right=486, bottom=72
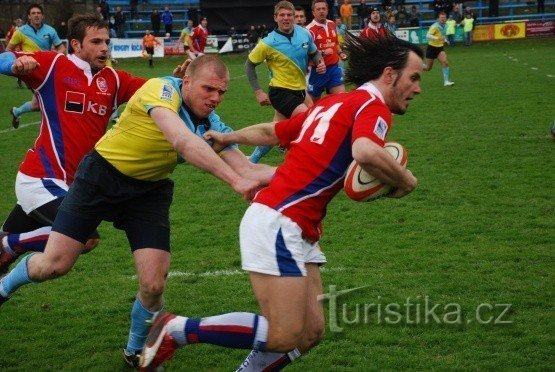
left=0, top=37, right=553, bottom=371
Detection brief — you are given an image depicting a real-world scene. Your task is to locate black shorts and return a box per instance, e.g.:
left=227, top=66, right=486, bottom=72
left=145, top=47, right=154, bottom=55
left=268, top=87, right=306, bottom=119
left=426, top=45, right=444, bottom=59
left=53, top=151, right=174, bottom=251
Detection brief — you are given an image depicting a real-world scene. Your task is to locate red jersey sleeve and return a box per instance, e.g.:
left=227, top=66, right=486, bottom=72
left=14, top=50, right=58, bottom=90
left=115, top=70, right=147, bottom=104
left=274, top=111, right=309, bottom=149
left=351, top=101, right=392, bottom=147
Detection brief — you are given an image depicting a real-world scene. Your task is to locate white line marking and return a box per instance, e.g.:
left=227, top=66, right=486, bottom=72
left=547, top=74, right=554, bottom=78
left=0, top=120, right=40, bottom=134
left=231, top=74, right=246, bottom=80
left=531, top=67, right=538, bottom=70
left=129, top=266, right=346, bottom=280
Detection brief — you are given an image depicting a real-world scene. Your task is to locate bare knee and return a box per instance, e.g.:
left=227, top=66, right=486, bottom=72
left=139, top=277, right=167, bottom=305
left=31, top=254, right=73, bottom=280
left=298, top=319, right=325, bottom=352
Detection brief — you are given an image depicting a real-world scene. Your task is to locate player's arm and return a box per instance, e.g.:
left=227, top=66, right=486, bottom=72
left=204, top=122, right=279, bottom=147
left=352, top=137, right=417, bottom=198
left=150, top=107, right=261, bottom=200
left=245, top=59, right=270, bottom=106
left=6, top=30, right=21, bottom=51
left=309, top=50, right=326, bottom=74
left=0, top=52, right=40, bottom=76
left=54, top=43, right=66, bottom=54
left=220, top=148, right=276, bottom=185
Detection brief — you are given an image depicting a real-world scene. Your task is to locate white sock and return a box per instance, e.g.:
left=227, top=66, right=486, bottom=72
left=167, top=316, right=188, bottom=346
left=236, top=348, right=301, bottom=371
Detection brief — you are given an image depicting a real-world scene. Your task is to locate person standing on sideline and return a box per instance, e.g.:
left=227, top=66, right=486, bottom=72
left=306, top=0, right=347, bottom=103
left=151, top=9, right=161, bottom=36
left=409, top=5, right=421, bottom=27
left=361, top=7, right=389, bottom=39
left=0, top=55, right=270, bottom=366
left=445, top=15, right=457, bottom=46
left=357, top=0, right=369, bottom=29
left=461, top=12, right=474, bottom=46
left=140, top=33, right=422, bottom=371
left=114, top=6, right=126, bottom=38
left=162, top=6, right=173, bottom=36
left=7, top=3, right=65, bottom=129
left=245, top=1, right=325, bottom=163
left=190, top=17, right=209, bottom=57
left=340, top=0, right=354, bottom=29
left=424, top=11, right=454, bottom=86
left=142, top=29, right=161, bottom=68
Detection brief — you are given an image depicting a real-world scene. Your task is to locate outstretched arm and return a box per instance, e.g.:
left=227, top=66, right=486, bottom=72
left=150, top=107, right=261, bottom=200
left=204, top=122, right=279, bottom=148
left=0, top=52, right=40, bottom=76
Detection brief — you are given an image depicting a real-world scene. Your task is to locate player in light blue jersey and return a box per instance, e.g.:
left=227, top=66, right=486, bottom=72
left=7, top=3, right=66, bottom=128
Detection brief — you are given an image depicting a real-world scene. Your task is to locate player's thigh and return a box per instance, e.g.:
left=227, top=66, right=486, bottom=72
left=249, top=271, right=308, bottom=349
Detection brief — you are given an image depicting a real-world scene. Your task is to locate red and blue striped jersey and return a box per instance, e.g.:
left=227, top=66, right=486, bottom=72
left=254, top=83, right=392, bottom=242
left=15, top=51, right=146, bottom=185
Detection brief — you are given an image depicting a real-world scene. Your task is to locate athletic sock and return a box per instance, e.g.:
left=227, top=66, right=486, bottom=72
left=236, top=348, right=301, bottom=371
left=13, top=101, right=33, bottom=118
left=442, top=66, right=450, bottom=82
left=6, top=226, right=52, bottom=255
left=179, top=312, right=268, bottom=350
left=0, top=253, right=37, bottom=297
left=249, top=146, right=273, bottom=163
left=125, top=297, right=162, bottom=354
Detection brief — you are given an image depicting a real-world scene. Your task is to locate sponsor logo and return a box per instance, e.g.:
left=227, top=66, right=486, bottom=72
left=64, top=91, right=85, bottom=114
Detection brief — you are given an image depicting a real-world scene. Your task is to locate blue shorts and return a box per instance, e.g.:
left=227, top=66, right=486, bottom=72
left=53, top=151, right=173, bottom=251
left=307, top=63, right=344, bottom=98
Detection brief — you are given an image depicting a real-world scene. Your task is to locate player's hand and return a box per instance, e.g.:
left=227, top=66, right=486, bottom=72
left=173, top=59, right=192, bottom=78
left=11, top=55, right=40, bottom=75
left=386, top=170, right=417, bottom=198
left=232, top=177, right=263, bottom=201
left=255, top=89, right=271, bottom=106
left=203, top=129, right=228, bottom=151
left=315, top=60, right=326, bottom=74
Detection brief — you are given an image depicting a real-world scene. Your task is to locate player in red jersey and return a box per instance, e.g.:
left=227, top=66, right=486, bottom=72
left=306, top=0, right=347, bottom=102
left=360, top=6, right=390, bottom=40
left=0, top=14, right=146, bottom=275
left=190, top=17, right=209, bottom=57
left=139, top=34, right=422, bottom=371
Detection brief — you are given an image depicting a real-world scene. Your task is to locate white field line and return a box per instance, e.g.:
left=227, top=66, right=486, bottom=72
left=0, top=120, right=40, bottom=134
left=130, top=266, right=346, bottom=280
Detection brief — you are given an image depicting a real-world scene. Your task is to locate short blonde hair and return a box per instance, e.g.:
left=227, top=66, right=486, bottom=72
left=274, top=1, right=295, bottom=15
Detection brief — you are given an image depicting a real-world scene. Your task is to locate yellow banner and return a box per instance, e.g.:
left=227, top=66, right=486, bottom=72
left=473, top=25, right=495, bottom=41
left=495, top=23, right=526, bottom=39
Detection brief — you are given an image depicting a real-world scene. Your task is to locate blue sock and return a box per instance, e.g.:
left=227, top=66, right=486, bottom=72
left=249, top=146, right=273, bottom=164
left=125, top=297, right=161, bottom=354
left=442, top=67, right=450, bottom=82
left=0, top=253, right=37, bottom=297
left=13, top=101, right=33, bottom=118
left=183, top=312, right=268, bottom=350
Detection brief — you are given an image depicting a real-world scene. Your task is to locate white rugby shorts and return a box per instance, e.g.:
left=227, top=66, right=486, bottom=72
left=15, top=172, right=69, bottom=214
left=240, top=202, right=326, bottom=277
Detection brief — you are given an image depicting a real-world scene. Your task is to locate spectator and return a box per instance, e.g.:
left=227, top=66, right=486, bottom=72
left=56, top=20, right=68, bottom=39
left=385, top=14, right=397, bottom=33
left=538, top=0, right=545, bottom=13
left=357, top=0, right=369, bottom=29
left=108, top=15, right=117, bottom=38
left=162, top=6, right=173, bottom=36
left=397, top=5, right=408, bottom=27
left=114, top=6, right=126, bottom=38
left=361, top=6, right=389, bottom=39
left=433, top=0, right=445, bottom=18
left=330, top=0, right=340, bottom=19
left=461, top=12, right=474, bottom=46
left=95, top=6, right=105, bottom=20
left=246, top=25, right=258, bottom=49
left=151, top=9, right=161, bottom=36
left=99, top=0, right=110, bottom=21
left=409, top=5, right=420, bottom=27
left=464, top=6, right=477, bottom=28
left=340, top=0, right=353, bottom=29
left=228, top=26, right=237, bottom=37
left=452, top=3, right=463, bottom=23
left=445, top=15, right=457, bottom=45
left=261, top=24, right=269, bottom=38
left=382, top=0, right=392, bottom=11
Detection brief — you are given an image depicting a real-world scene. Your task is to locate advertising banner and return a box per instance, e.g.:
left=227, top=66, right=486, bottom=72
left=164, top=38, right=186, bottom=55
left=111, top=38, right=164, bottom=58
left=494, top=22, right=526, bottom=40
left=205, top=36, right=219, bottom=53
left=526, top=21, right=555, bottom=36
left=472, top=25, right=495, bottom=41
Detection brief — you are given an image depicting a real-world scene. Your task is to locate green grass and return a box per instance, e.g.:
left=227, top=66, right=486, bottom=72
left=0, top=38, right=554, bottom=370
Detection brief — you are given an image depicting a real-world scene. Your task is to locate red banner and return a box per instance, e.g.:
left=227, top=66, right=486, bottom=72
left=526, top=21, right=555, bottom=37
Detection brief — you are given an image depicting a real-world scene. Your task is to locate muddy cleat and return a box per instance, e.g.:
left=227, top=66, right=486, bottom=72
left=0, top=232, right=16, bottom=276
left=10, top=107, right=20, bottom=129
left=140, top=310, right=178, bottom=371
left=123, top=348, right=141, bottom=369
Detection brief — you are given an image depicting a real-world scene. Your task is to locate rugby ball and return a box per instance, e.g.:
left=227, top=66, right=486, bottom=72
left=344, top=142, right=408, bottom=201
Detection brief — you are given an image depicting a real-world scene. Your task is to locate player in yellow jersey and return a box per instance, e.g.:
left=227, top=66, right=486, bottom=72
left=7, top=3, right=66, bottom=128
left=178, top=20, right=197, bottom=60
left=424, top=11, right=454, bottom=86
